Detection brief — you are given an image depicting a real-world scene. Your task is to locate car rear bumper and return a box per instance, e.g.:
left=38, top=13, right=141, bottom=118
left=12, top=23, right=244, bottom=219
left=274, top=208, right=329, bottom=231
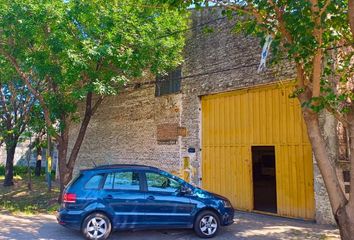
left=56, top=209, right=83, bottom=230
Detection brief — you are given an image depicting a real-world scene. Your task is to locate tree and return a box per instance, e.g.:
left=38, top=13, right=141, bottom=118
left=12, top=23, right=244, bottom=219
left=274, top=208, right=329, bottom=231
left=177, top=0, right=354, bottom=238
left=26, top=102, right=46, bottom=177
left=0, top=62, right=36, bottom=186
left=33, top=136, right=45, bottom=177
left=0, top=0, right=188, bottom=196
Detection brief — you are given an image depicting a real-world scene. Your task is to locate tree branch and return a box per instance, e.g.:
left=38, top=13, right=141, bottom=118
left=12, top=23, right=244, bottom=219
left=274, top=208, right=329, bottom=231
left=66, top=92, right=96, bottom=170
left=309, top=0, right=320, bottom=15
left=212, top=0, right=275, bottom=36
left=91, top=96, right=104, bottom=115
left=0, top=83, right=11, bottom=121
left=312, top=49, right=323, bottom=98
left=319, top=0, right=331, bottom=16
left=296, top=63, right=306, bottom=88
left=349, top=0, right=354, bottom=38
left=268, top=0, right=294, bottom=43
left=307, top=0, right=324, bottom=98
left=8, top=81, right=18, bottom=122
left=0, top=48, right=58, bottom=138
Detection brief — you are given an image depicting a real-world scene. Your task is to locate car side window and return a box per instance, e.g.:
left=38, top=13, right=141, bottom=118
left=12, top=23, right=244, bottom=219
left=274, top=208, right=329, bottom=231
left=85, top=174, right=104, bottom=189
left=103, top=173, right=114, bottom=189
left=146, top=172, right=181, bottom=193
left=103, top=171, right=140, bottom=191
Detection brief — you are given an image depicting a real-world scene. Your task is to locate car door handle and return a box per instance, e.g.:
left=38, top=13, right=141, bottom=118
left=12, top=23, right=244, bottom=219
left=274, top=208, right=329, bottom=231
left=147, top=196, right=155, bottom=200
left=104, top=194, right=113, bottom=200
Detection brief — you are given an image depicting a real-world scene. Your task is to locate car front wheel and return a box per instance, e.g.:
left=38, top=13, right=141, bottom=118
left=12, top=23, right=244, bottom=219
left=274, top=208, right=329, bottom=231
left=194, top=210, right=220, bottom=238
left=82, top=212, right=112, bottom=240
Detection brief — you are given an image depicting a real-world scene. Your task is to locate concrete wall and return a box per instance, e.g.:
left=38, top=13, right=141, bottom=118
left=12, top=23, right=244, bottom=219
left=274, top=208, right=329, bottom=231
left=0, top=141, right=33, bottom=166
left=0, top=141, right=57, bottom=170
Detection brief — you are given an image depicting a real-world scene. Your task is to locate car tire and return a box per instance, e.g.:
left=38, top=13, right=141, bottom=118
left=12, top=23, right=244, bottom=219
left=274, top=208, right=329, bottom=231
left=194, top=210, right=220, bottom=238
left=82, top=212, right=112, bottom=240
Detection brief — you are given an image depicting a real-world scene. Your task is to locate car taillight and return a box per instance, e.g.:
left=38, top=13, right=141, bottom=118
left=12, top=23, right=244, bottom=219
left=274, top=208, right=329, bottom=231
left=63, top=193, right=76, bottom=203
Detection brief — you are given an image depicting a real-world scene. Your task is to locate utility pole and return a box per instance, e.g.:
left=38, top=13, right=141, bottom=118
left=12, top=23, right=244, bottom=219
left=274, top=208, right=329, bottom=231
left=27, top=129, right=32, bottom=191
left=46, top=129, right=52, bottom=192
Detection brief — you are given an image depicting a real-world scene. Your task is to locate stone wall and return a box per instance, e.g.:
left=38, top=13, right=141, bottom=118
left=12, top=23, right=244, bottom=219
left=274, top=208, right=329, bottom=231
left=71, top=84, right=182, bottom=175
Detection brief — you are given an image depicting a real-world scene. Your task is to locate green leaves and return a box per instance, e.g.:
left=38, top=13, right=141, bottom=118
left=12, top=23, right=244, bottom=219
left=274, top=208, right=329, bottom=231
left=0, top=75, right=39, bottom=149
left=0, top=0, right=188, bottom=137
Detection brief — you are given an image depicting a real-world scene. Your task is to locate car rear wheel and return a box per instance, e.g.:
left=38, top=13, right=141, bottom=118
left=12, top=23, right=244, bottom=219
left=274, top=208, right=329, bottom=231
left=194, top=210, right=220, bottom=238
left=82, top=212, right=112, bottom=240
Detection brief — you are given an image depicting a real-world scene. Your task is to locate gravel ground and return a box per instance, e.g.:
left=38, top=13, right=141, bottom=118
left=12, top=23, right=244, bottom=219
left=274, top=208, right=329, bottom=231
left=0, top=211, right=339, bottom=240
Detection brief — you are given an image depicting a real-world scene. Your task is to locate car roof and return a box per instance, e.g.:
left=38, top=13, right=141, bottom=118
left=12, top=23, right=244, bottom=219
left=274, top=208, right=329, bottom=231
left=80, top=164, right=160, bottom=172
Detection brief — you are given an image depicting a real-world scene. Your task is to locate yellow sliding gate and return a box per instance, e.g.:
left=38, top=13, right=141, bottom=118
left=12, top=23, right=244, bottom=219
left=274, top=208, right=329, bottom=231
left=201, top=83, right=315, bottom=220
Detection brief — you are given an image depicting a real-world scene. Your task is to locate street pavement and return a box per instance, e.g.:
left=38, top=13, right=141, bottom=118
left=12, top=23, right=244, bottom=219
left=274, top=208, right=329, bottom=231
left=0, top=211, right=339, bottom=240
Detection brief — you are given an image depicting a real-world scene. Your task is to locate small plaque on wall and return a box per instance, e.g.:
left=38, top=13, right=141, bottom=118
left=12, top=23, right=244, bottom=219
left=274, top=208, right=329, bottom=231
left=156, top=123, right=187, bottom=145
left=157, top=123, right=179, bottom=142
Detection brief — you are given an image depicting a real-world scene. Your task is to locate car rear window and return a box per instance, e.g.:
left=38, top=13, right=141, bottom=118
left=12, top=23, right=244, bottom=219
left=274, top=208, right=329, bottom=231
left=65, top=173, right=83, bottom=190
left=85, top=174, right=104, bottom=189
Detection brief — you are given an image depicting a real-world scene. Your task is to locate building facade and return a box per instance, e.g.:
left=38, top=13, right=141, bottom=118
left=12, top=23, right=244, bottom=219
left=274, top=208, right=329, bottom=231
left=69, top=8, right=347, bottom=224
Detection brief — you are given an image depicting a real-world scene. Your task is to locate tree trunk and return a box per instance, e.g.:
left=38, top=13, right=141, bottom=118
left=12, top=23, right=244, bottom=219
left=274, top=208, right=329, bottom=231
left=335, top=205, right=354, bottom=240
left=34, top=146, right=42, bottom=176
left=57, top=137, right=69, bottom=202
left=56, top=131, right=76, bottom=202
left=348, top=0, right=354, bottom=37
left=300, top=101, right=354, bottom=239
left=3, top=143, right=16, bottom=186
left=56, top=93, right=103, bottom=202
left=59, top=170, right=72, bottom=201
left=301, top=107, right=347, bottom=212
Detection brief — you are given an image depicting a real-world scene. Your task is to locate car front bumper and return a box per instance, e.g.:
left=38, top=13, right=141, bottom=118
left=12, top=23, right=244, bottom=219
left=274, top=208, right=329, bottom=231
left=221, top=208, right=235, bottom=226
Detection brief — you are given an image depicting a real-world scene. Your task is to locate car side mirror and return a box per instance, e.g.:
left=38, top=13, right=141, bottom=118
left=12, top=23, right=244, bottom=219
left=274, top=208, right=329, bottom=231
left=180, top=185, right=192, bottom=195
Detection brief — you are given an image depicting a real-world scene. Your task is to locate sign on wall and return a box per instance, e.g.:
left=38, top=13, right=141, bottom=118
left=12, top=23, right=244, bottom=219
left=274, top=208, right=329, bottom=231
left=156, top=123, right=187, bottom=144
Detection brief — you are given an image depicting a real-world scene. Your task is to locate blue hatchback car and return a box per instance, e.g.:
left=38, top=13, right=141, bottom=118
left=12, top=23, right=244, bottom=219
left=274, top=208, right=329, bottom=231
left=57, top=164, right=234, bottom=240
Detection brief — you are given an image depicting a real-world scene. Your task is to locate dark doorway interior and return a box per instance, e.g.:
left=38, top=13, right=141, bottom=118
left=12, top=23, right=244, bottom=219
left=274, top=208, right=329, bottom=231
left=252, top=146, right=277, bottom=213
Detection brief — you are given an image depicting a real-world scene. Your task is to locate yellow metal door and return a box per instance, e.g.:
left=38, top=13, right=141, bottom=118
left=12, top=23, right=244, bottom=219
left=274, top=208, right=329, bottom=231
left=201, top=82, right=315, bottom=220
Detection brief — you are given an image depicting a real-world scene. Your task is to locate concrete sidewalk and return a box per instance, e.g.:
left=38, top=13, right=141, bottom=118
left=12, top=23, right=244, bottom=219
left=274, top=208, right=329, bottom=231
left=0, top=211, right=339, bottom=240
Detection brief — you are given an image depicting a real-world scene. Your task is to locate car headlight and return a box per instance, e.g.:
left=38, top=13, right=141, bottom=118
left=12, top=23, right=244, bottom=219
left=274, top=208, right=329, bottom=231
left=223, top=200, right=232, bottom=208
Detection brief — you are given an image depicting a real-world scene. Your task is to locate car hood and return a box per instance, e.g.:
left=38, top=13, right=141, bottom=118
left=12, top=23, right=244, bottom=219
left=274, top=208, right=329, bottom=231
left=191, top=187, right=229, bottom=201
left=209, top=192, right=229, bottom=201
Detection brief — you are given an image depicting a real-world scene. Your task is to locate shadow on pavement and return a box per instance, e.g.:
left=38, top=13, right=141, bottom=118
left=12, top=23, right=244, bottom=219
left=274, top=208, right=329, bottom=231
left=0, top=211, right=339, bottom=240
